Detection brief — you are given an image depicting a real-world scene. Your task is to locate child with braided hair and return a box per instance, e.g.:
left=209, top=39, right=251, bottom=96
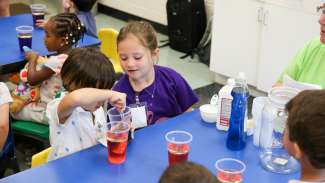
left=62, top=0, right=98, bottom=37
left=36, top=0, right=98, bottom=37
left=11, top=12, right=86, bottom=124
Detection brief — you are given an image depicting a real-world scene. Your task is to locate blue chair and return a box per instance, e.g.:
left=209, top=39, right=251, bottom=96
left=0, top=118, right=20, bottom=178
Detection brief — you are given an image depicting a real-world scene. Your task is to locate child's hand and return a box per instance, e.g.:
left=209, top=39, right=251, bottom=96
left=108, top=91, right=126, bottom=112
left=36, top=19, right=47, bottom=28
left=62, top=0, right=72, bottom=12
left=25, top=51, right=39, bottom=62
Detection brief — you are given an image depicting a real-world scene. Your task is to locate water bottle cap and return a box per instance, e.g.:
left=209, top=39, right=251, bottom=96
left=210, top=94, right=218, bottom=105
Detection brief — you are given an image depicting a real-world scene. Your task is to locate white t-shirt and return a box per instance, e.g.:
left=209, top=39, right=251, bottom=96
left=0, top=82, right=12, bottom=105
left=46, top=94, right=106, bottom=161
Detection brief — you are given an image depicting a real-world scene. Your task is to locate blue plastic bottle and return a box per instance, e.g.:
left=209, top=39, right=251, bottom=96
left=226, top=72, right=249, bottom=150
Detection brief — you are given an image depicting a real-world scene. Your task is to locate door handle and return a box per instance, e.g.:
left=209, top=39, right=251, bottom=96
left=263, top=10, right=269, bottom=26
left=257, top=7, right=264, bottom=23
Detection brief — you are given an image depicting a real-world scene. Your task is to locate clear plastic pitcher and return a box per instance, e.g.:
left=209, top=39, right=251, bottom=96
left=259, top=87, right=300, bottom=174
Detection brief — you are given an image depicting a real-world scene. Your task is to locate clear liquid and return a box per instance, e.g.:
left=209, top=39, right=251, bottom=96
left=260, top=151, right=300, bottom=174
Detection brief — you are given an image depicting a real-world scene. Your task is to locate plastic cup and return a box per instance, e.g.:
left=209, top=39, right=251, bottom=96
left=30, top=4, right=46, bottom=26
left=107, top=106, right=132, bottom=124
left=165, top=130, right=192, bottom=166
left=106, top=121, right=130, bottom=164
left=215, top=158, right=246, bottom=183
left=16, top=26, right=33, bottom=52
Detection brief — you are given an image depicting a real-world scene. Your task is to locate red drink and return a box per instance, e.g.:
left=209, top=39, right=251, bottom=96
left=32, top=12, right=45, bottom=26
left=106, top=132, right=128, bottom=164
left=167, top=144, right=189, bottom=165
left=18, top=34, right=32, bottom=52
left=217, top=171, right=242, bottom=183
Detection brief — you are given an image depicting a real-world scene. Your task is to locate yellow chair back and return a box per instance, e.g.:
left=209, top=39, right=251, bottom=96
left=98, top=28, right=123, bottom=73
left=31, top=147, right=51, bottom=168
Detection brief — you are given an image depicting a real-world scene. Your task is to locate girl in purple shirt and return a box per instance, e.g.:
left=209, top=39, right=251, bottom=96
left=113, top=21, right=198, bottom=126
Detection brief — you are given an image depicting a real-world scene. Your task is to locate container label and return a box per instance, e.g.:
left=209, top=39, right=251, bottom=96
left=219, top=98, right=232, bottom=126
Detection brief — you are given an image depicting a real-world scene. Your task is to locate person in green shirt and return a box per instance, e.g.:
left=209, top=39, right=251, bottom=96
left=276, top=4, right=325, bottom=89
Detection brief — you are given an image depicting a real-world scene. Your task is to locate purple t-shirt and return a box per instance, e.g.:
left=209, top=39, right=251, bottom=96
left=113, top=65, right=198, bottom=125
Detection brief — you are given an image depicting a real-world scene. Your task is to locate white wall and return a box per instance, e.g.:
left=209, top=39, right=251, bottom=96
left=98, top=0, right=214, bottom=25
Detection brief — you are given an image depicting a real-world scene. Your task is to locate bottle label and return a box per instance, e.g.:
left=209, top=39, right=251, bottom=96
left=220, top=98, right=232, bottom=126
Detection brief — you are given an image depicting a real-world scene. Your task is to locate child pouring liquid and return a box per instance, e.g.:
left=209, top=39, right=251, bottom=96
left=46, top=47, right=126, bottom=161
left=11, top=13, right=85, bottom=124
left=284, top=90, right=325, bottom=183
left=113, top=21, right=198, bottom=129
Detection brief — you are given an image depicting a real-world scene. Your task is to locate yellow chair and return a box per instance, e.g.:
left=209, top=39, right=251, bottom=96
left=31, top=147, right=51, bottom=168
left=98, top=28, right=123, bottom=73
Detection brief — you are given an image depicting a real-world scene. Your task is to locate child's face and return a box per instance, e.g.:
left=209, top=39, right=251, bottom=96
left=43, top=21, right=65, bottom=52
left=118, top=34, right=158, bottom=82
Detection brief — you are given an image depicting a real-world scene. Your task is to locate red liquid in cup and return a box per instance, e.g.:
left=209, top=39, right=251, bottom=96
left=217, top=171, right=242, bottom=183
left=168, top=144, right=189, bottom=165
left=106, top=132, right=128, bottom=164
left=18, top=34, right=32, bottom=52
left=32, top=12, right=45, bottom=25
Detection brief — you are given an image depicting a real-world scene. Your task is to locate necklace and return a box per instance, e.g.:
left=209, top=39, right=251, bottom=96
left=143, top=82, right=156, bottom=99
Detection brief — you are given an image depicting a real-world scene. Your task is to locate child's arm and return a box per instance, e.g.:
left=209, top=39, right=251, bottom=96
left=0, top=103, right=9, bottom=150
left=58, top=88, right=126, bottom=123
left=25, top=51, right=55, bottom=86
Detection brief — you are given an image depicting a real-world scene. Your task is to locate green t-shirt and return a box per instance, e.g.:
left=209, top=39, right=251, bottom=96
left=278, top=37, right=325, bottom=88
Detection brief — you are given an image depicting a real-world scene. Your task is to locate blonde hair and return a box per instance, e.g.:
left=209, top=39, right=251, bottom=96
left=117, top=21, right=158, bottom=53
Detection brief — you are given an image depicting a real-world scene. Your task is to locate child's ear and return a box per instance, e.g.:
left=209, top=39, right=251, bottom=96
left=292, top=142, right=302, bottom=160
left=152, top=48, right=160, bottom=61
left=59, top=37, right=66, bottom=47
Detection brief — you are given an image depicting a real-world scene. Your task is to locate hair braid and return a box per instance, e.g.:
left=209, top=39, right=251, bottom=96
left=49, top=13, right=86, bottom=47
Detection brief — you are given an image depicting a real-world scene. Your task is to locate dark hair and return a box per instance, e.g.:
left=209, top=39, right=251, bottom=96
left=285, top=90, right=325, bottom=169
left=117, top=21, right=158, bottom=53
left=61, top=47, right=115, bottom=91
left=159, top=162, right=220, bottom=183
left=48, top=13, right=86, bottom=47
left=72, top=0, right=97, bottom=12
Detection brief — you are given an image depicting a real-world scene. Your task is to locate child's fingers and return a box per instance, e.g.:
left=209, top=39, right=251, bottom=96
left=112, top=100, right=125, bottom=112
left=113, top=101, right=124, bottom=112
left=35, top=20, right=45, bottom=28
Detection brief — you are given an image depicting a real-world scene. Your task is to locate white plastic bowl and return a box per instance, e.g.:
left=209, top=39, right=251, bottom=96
left=199, top=104, right=218, bottom=123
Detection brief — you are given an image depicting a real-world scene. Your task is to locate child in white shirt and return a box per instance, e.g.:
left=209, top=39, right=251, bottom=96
left=284, top=90, right=325, bottom=183
left=46, top=48, right=126, bottom=161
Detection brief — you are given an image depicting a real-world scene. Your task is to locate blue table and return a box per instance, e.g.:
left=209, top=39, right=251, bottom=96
left=0, top=110, right=300, bottom=182
left=0, top=14, right=100, bottom=74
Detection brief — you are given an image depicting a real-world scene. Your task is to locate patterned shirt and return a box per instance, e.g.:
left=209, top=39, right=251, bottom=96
left=46, top=93, right=106, bottom=161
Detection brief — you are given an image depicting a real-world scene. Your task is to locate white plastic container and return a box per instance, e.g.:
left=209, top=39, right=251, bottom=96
left=216, top=78, right=235, bottom=131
